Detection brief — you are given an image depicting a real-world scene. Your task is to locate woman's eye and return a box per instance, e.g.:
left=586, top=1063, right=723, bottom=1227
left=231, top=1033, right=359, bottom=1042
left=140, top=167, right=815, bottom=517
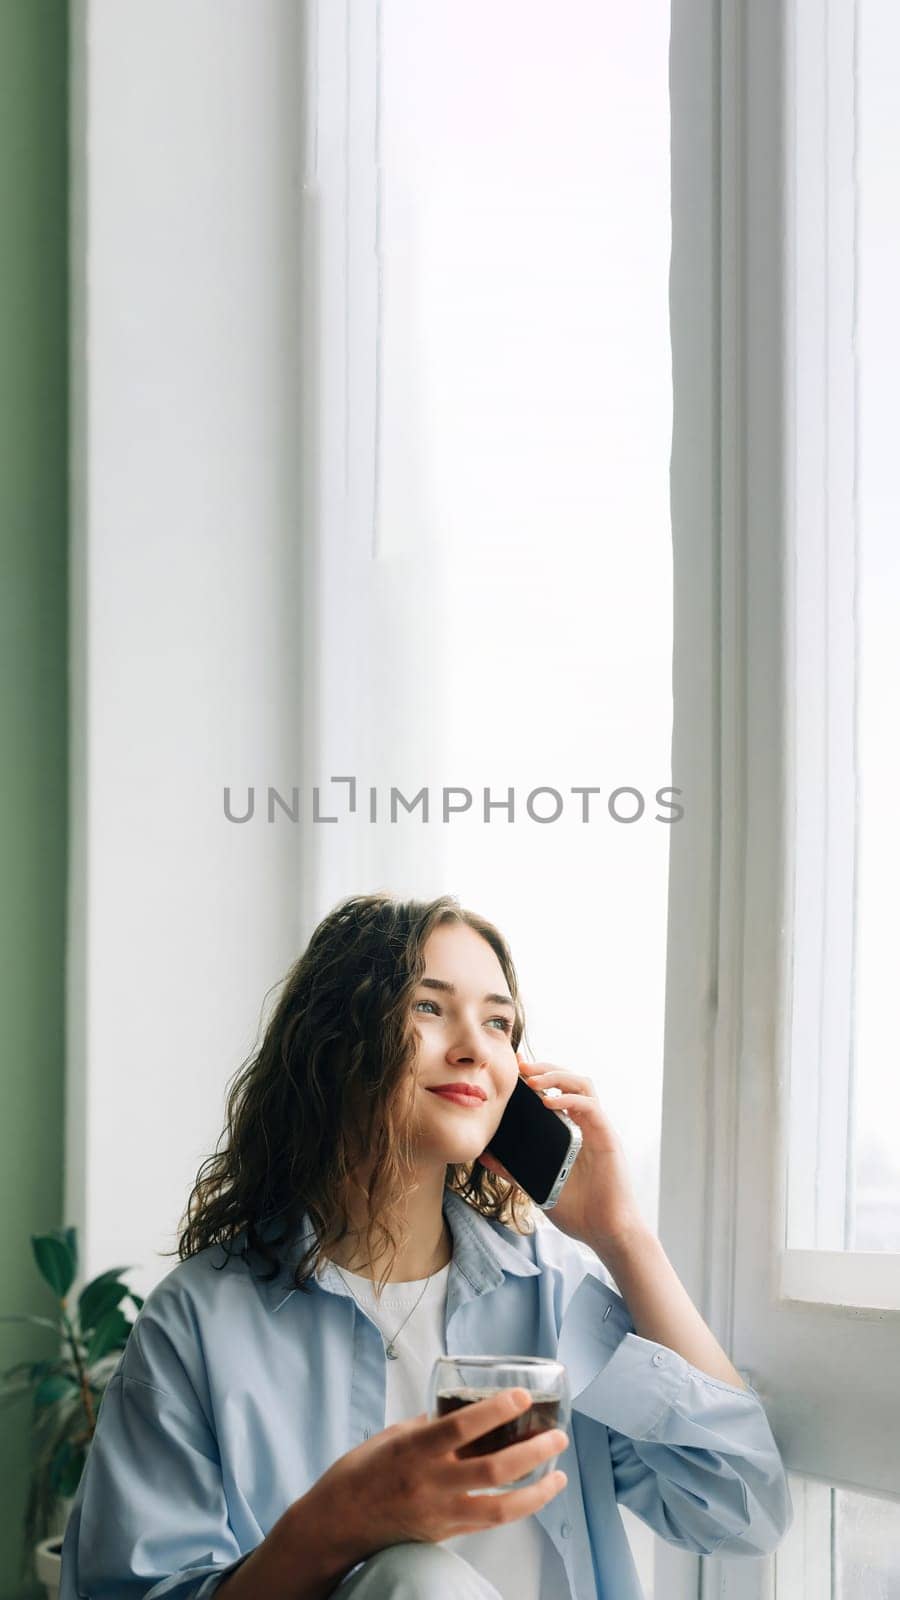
left=413, top=1000, right=512, bottom=1033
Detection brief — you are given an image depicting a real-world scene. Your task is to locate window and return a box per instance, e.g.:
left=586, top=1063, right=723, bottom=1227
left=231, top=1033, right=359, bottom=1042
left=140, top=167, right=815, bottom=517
left=309, top=4, right=673, bottom=1591
left=664, top=2, right=900, bottom=1596
left=776, top=1477, right=900, bottom=1596
left=784, top=0, right=900, bottom=1302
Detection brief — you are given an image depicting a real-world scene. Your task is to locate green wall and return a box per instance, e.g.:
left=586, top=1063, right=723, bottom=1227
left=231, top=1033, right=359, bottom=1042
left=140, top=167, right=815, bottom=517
left=0, top=2, right=69, bottom=1595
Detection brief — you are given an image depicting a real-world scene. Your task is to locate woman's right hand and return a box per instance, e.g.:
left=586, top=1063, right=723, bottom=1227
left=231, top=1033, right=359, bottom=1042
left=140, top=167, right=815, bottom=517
left=300, top=1389, right=569, bottom=1559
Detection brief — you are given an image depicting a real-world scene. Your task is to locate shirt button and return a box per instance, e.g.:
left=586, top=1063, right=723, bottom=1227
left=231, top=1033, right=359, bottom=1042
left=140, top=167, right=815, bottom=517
left=560, top=1520, right=571, bottom=1539
left=363, top=1429, right=370, bottom=1439
left=652, top=1351, right=664, bottom=1367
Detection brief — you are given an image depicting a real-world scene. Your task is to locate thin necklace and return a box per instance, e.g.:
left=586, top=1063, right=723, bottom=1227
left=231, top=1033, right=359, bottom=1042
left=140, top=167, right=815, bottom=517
left=331, top=1253, right=444, bottom=1360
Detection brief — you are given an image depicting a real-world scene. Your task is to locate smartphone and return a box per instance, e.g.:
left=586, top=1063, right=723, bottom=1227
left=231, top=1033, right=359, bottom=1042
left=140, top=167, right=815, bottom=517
left=483, top=1072, right=583, bottom=1210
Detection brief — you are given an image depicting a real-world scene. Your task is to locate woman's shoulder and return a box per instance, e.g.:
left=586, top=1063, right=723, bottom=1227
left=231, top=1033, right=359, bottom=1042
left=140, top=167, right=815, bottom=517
left=136, top=1229, right=279, bottom=1335
left=117, top=1233, right=279, bottom=1406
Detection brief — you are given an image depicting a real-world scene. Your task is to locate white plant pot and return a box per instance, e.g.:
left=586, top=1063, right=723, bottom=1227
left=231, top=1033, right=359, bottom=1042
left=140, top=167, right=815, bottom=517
left=34, top=1535, right=62, bottom=1598
left=35, top=1494, right=75, bottom=1599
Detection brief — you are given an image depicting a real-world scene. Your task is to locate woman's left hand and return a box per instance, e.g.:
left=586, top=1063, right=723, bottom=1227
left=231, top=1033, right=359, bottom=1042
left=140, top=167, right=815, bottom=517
left=478, top=1056, right=645, bottom=1261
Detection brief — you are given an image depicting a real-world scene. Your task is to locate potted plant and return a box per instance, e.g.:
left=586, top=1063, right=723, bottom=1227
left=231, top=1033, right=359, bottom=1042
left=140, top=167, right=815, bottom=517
left=0, top=1227, right=143, bottom=1598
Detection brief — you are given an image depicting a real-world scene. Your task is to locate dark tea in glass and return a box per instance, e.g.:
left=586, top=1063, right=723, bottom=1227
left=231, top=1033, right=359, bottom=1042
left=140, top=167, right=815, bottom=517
left=429, top=1357, right=570, bottom=1495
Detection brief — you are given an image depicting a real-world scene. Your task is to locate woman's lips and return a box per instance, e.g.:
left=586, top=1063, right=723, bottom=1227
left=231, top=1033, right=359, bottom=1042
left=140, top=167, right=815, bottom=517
left=426, top=1087, right=486, bottom=1107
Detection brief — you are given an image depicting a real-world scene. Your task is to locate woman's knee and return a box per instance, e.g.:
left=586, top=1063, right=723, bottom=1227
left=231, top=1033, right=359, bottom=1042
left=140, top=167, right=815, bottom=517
left=334, top=1540, right=501, bottom=1597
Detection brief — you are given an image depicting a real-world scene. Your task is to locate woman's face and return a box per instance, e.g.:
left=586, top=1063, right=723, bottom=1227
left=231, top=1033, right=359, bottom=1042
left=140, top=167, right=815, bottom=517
left=407, top=921, right=520, bottom=1166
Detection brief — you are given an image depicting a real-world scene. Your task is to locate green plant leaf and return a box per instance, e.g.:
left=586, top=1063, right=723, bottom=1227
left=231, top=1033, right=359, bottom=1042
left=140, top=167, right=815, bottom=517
left=48, top=1438, right=79, bottom=1497
left=126, top=1290, right=144, bottom=1313
left=77, top=1276, right=131, bottom=1335
left=23, top=1384, right=85, bottom=1561
left=31, top=1235, right=76, bottom=1299
left=34, top=1374, right=79, bottom=1408
left=55, top=1444, right=86, bottom=1498
left=79, top=1266, right=134, bottom=1293
left=84, top=1307, right=130, bottom=1366
left=63, top=1227, right=78, bottom=1278
left=0, top=1358, right=58, bottom=1385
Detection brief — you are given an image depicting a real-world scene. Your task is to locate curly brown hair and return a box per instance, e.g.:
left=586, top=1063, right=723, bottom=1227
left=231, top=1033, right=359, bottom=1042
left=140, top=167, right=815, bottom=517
left=168, top=892, right=538, bottom=1302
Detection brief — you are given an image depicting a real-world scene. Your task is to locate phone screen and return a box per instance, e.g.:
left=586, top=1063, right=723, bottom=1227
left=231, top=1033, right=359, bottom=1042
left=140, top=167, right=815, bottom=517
left=483, top=1074, right=581, bottom=1209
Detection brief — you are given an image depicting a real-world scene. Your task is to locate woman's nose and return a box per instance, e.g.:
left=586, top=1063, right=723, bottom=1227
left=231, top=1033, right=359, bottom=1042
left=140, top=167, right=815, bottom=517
left=447, top=1016, right=490, bottom=1056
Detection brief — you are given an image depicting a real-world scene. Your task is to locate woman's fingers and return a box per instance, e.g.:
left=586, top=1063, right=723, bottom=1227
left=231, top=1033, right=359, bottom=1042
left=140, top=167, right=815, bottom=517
left=421, top=1387, right=534, bottom=1459
left=526, top=1067, right=594, bottom=1094
left=448, top=1465, right=566, bottom=1529
left=448, top=1421, right=569, bottom=1495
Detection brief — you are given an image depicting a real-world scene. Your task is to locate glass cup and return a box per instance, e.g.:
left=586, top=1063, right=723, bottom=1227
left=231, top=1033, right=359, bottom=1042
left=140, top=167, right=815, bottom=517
left=428, top=1355, right=570, bottom=1496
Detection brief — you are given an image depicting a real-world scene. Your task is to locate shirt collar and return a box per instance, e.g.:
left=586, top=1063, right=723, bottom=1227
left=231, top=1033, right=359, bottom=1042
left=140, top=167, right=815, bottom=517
left=255, top=1186, right=542, bottom=1313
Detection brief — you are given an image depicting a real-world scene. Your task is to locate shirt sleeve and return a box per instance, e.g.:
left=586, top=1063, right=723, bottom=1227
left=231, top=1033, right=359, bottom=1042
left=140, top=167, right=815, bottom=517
left=555, top=1263, right=793, bottom=1557
left=58, top=1304, right=254, bottom=1600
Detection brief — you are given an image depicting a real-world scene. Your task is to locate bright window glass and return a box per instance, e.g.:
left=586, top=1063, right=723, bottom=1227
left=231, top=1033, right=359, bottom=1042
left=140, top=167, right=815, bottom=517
left=786, top=0, right=900, bottom=1264
left=377, top=3, right=672, bottom=1587
left=850, top=0, right=900, bottom=1254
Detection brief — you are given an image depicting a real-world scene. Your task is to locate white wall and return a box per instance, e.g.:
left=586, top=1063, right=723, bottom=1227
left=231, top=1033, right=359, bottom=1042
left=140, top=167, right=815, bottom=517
left=68, top=0, right=310, bottom=1297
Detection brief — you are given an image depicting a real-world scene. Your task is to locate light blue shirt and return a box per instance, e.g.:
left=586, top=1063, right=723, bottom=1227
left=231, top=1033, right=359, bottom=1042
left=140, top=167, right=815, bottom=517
left=59, top=1188, right=791, bottom=1599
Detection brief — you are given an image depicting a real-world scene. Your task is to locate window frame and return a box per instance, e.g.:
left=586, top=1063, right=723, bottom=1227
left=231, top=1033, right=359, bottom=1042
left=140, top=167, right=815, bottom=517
left=664, top=0, right=900, bottom=1594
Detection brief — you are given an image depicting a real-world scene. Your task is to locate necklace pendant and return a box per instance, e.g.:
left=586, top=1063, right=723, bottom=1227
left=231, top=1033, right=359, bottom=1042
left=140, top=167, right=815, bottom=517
left=386, top=1344, right=398, bottom=1359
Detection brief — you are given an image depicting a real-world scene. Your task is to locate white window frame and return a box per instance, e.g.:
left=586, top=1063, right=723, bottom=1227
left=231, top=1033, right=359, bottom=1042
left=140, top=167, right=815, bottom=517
left=784, top=0, right=859, bottom=1265
left=663, top=1, right=900, bottom=1596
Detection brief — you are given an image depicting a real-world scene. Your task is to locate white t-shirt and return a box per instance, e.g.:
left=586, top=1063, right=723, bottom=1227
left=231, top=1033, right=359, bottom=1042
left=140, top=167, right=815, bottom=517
left=336, top=1261, right=566, bottom=1600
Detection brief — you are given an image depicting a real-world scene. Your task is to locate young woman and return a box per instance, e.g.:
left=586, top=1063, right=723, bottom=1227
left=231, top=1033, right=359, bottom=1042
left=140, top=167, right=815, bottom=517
left=59, top=892, right=791, bottom=1600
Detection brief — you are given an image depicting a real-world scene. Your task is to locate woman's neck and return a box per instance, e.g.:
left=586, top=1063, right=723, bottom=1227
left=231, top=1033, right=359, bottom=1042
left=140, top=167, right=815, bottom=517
left=325, top=1198, right=453, bottom=1283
